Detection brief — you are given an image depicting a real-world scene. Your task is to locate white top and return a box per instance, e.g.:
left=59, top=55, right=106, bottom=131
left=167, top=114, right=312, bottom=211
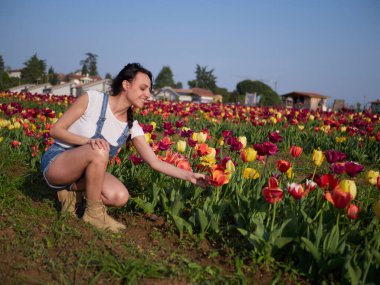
left=56, top=90, right=144, bottom=148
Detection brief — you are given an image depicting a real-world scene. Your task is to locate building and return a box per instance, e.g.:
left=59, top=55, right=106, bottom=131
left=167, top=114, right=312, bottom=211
left=281, top=91, right=330, bottom=111
left=370, top=100, right=380, bottom=113
left=74, top=79, right=111, bottom=96
left=154, top=87, right=216, bottom=103
left=8, top=69, right=22, bottom=78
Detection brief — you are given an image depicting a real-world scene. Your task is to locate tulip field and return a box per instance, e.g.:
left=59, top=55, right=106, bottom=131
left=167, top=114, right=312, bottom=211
left=1, top=90, right=380, bottom=284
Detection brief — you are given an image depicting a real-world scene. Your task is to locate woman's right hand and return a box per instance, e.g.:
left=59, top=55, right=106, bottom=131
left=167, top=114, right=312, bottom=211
left=87, top=138, right=110, bottom=151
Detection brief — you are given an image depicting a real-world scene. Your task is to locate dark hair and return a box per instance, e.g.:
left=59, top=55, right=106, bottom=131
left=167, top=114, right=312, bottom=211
left=111, top=63, right=153, bottom=95
left=111, top=63, right=153, bottom=142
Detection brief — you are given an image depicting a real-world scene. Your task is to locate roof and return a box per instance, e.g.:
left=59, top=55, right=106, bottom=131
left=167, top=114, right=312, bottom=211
left=281, top=91, right=330, bottom=99
left=371, top=99, right=380, bottom=105
left=174, top=87, right=214, bottom=97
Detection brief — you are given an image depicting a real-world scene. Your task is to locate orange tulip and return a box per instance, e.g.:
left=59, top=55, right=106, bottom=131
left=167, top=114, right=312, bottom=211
left=241, top=147, right=257, bottom=162
left=209, top=165, right=229, bottom=187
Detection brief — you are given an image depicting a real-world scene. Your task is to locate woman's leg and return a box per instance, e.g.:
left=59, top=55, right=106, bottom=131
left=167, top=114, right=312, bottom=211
left=72, top=172, right=129, bottom=207
left=45, top=144, right=109, bottom=201
left=45, top=145, right=126, bottom=232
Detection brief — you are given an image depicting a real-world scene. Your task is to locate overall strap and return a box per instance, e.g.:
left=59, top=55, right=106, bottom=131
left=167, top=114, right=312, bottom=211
left=95, top=93, right=109, bottom=135
left=116, top=123, right=131, bottom=147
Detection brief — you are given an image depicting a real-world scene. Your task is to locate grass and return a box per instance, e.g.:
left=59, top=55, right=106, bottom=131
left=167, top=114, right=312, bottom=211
left=0, top=144, right=308, bottom=284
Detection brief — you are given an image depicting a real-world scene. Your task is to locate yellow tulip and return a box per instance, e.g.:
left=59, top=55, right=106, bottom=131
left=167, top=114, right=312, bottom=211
left=309, top=115, right=315, bottom=121
left=243, top=168, right=260, bottom=180
left=298, top=125, right=305, bottom=131
left=286, top=167, right=294, bottom=179
left=312, top=149, right=325, bottom=167
left=217, top=137, right=224, bottom=146
left=237, top=136, right=247, bottom=148
left=0, top=137, right=3, bottom=143
left=366, top=170, right=379, bottom=185
left=375, top=200, right=380, bottom=221
left=150, top=121, right=157, bottom=130
left=205, top=147, right=216, bottom=159
left=339, top=179, right=357, bottom=199
left=13, top=122, right=21, bottom=129
left=225, top=160, right=235, bottom=173
left=200, top=156, right=216, bottom=167
left=144, top=133, right=152, bottom=143
left=176, top=140, right=187, bottom=153
left=8, top=124, right=15, bottom=130
left=197, top=132, right=207, bottom=143
left=241, top=147, right=257, bottom=162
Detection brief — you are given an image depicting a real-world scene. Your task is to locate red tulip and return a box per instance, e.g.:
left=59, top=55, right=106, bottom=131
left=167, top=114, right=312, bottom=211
left=11, top=140, right=21, bottom=148
left=254, top=141, right=278, bottom=156
left=268, top=131, right=283, bottom=143
left=306, top=179, right=317, bottom=192
left=330, top=163, right=346, bottom=175
left=324, top=150, right=347, bottom=163
left=346, top=204, right=360, bottom=219
left=277, top=160, right=292, bottom=173
left=344, top=161, right=364, bottom=177
left=262, top=177, right=283, bottom=204
left=324, top=188, right=352, bottom=209
left=314, top=174, right=339, bottom=190
left=157, top=137, right=173, bottom=151
left=129, top=154, right=144, bottom=165
left=287, top=182, right=307, bottom=200
left=209, top=165, right=229, bottom=187
left=289, top=146, right=302, bottom=158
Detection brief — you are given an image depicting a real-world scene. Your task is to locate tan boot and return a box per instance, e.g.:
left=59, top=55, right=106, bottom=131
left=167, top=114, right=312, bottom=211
left=57, top=189, right=77, bottom=217
left=82, top=200, right=126, bottom=233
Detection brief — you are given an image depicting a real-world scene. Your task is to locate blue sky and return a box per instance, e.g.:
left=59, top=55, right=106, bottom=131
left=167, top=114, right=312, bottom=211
left=1, top=0, right=379, bottom=106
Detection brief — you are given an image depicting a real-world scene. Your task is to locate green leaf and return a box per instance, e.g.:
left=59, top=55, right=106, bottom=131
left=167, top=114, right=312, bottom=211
left=196, top=209, right=209, bottom=234
left=131, top=197, right=154, bottom=213
left=347, top=257, right=362, bottom=285
left=301, top=237, right=321, bottom=262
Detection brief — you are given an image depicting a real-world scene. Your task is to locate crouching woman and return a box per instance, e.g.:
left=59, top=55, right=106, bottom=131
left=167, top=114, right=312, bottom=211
left=40, top=63, right=208, bottom=233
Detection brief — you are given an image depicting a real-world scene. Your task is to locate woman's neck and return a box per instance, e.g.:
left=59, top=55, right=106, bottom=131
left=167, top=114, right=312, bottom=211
left=109, top=94, right=131, bottom=121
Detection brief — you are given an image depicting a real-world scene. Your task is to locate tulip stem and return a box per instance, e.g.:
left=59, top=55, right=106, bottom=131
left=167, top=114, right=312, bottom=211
left=271, top=201, right=277, bottom=232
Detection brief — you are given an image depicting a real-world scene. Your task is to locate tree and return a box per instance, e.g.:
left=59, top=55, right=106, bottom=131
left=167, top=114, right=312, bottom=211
left=21, top=53, right=46, bottom=84
left=48, top=66, right=59, bottom=85
left=155, top=66, right=175, bottom=88
left=105, top=73, right=112, bottom=80
left=81, top=64, right=88, bottom=76
left=188, top=64, right=217, bottom=92
left=175, top=81, right=183, bottom=89
left=80, top=53, right=98, bottom=76
left=0, top=55, right=4, bottom=89
left=236, top=80, right=281, bottom=106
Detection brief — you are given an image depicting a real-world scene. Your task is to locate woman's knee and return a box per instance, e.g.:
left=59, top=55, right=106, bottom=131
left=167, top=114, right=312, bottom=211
left=113, top=189, right=129, bottom=207
left=89, top=147, right=109, bottom=165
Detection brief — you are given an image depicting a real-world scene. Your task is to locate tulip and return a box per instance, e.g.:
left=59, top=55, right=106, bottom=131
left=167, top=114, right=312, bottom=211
left=176, top=140, right=187, bottom=153
left=177, top=160, right=191, bottom=171
left=243, top=168, right=260, bottom=180
left=346, top=204, right=360, bottom=219
left=366, top=170, right=379, bottom=185
left=262, top=177, right=283, bottom=204
left=241, top=147, right=257, bottom=162
left=195, top=143, right=210, bottom=156
left=150, top=121, right=157, bottom=131
left=330, top=163, right=345, bottom=175
left=196, top=132, right=208, bottom=143
left=306, top=179, right=317, bottom=192
left=200, top=155, right=216, bottom=167
left=225, top=159, right=236, bottom=176
left=287, top=182, right=306, bottom=200
left=0, top=137, right=3, bottom=143
left=237, top=136, right=247, bottom=148
left=277, top=160, right=292, bottom=173
left=286, top=167, right=294, bottom=179
left=339, top=179, right=357, bottom=199
left=324, top=150, right=347, bottom=163
left=144, top=133, right=152, bottom=143
left=374, top=200, right=380, bottom=220
left=324, top=188, right=352, bottom=209
left=209, top=165, right=229, bottom=187
left=254, top=141, right=278, bottom=156
left=268, top=131, right=282, bottom=143
left=312, top=149, right=325, bottom=167
left=11, top=140, right=21, bottom=148
left=157, top=137, right=173, bottom=151
left=345, top=161, right=364, bottom=177
left=129, top=154, right=144, bottom=165
left=314, top=174, right=339, bottom=190
left=289, top=146, right=302, bottom=158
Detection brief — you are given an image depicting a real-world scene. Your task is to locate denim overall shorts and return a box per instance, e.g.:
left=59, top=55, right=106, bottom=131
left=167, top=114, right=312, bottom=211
left=40, top=93, right=130, bottom=190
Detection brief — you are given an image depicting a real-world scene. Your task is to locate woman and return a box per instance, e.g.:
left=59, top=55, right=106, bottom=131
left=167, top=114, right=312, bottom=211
left=41, top=63, right=208, bottom=233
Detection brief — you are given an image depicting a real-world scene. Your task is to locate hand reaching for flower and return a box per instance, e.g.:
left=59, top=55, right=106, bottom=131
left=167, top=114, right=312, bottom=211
left=189, top=173, right=209, bottom=188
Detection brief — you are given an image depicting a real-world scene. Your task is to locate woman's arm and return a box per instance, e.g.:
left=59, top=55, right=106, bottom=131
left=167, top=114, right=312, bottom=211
left=50, top=93, right=92, bottom=146
left=132, top=136, right=208, bottom=187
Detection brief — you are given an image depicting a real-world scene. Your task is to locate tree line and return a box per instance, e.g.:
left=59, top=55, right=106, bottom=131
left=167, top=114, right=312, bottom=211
left=0, top=53, right=281, bottom=105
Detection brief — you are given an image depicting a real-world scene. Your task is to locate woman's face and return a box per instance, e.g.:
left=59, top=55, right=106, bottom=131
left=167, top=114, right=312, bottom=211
left=126, top=72, right=151, bottom=108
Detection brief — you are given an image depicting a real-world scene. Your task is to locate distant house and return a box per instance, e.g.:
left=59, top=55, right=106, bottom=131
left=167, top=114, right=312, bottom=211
left=154, top=87, right=216, bottom=103
left=370, top=100, right=380, bottom=113
left=27, top=83, right=53, bottom=94
left=8, top=69, right=22, bottom=78
left=281, top=91, right=330, bottom=111
left=75, top=79, right=111, bottom=97
left=50, top=82, right=75, bottom=96
left=175, top=88, right=215, bottom=103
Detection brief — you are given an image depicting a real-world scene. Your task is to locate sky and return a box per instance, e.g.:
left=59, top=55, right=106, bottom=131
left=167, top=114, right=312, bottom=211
left=1, top=0, right=379, bottom=106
